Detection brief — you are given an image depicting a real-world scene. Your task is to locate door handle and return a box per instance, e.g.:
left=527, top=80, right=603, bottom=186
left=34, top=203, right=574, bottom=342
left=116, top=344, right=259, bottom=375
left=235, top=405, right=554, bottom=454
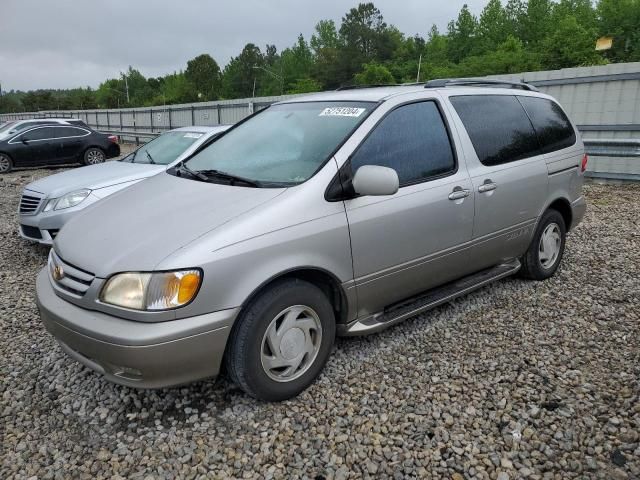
left=478, top=182, right=497, bottom=193
left=448, top=188, right=470, bottom=200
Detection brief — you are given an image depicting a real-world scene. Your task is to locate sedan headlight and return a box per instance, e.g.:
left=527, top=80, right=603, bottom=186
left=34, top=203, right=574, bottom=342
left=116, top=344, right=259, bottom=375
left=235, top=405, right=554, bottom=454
left=100, top=270, right=202, bottom=311
left=43, top=189, right=92, bottom=211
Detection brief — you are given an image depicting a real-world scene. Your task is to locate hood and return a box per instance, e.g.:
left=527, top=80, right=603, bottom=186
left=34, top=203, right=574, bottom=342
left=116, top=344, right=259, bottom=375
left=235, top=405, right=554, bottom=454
left=54, top=172, right=285, bottom=277
left=25, top=161, right=165, bottom=198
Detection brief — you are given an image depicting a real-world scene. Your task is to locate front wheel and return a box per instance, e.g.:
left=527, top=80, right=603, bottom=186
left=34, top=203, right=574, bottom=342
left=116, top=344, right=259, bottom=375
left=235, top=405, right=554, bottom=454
left=0, top=153, right=13, bottom=173
left=520, top=209, right=566, bottom=280
left=225, top=279, right=336, bottom=401
left=83, top=147, right=105, bottom=165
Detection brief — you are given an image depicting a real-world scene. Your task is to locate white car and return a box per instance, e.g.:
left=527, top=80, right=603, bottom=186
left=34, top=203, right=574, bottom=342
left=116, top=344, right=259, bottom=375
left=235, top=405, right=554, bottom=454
left=19, top=125, right=229, bottom=244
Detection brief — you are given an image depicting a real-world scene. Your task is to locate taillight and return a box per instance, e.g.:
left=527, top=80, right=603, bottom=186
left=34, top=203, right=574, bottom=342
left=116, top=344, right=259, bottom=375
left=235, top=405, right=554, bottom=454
left=580, top=153, right=588, bottom=173
left=108, top=135, right=118, bottom=144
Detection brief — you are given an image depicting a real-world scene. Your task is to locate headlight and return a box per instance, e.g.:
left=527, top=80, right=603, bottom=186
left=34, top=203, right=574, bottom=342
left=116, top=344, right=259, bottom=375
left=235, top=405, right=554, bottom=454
left=100, top=270, right=202, bottom=311
left=44, top=189, right=92, bottom=212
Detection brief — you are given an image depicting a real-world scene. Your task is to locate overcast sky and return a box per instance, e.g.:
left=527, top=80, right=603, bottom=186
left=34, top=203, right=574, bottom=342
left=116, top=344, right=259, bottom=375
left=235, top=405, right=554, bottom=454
left=0, top=0, right=488, bottom=92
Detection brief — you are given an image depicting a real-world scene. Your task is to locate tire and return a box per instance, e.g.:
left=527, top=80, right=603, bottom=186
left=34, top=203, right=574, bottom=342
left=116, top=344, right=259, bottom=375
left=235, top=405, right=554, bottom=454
left=225, top=278, right=336, bottom=401
left=520, top=209, right=566, bottom=280
left=0, top=153, right=13, bottom=173
left=83, top=147, right=105, bottom=166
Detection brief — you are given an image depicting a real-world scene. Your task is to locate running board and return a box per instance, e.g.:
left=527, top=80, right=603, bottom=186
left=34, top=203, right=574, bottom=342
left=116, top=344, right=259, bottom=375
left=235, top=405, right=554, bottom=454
left=339, top=259, right=521, bottom=336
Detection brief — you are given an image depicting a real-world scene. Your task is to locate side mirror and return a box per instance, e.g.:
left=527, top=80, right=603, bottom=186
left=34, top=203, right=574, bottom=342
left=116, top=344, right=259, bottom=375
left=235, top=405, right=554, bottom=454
left=352, top=165, right=399, bottom=197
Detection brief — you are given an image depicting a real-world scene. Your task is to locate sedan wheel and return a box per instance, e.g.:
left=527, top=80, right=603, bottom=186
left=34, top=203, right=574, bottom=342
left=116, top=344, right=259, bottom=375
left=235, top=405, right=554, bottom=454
left=0, top=154, right=13, bottom=173
left=84, top=148, right=105, bottom=165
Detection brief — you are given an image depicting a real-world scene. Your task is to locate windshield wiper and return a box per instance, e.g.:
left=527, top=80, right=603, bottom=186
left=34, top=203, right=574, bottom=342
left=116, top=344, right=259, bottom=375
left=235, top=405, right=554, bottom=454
left=145, top=150, right=156, bottom=164
left=175, top=163, right=260, bottom=187
left=197, top=169, right=261, bottom=187
left=176, top=162, right=210, bottom=181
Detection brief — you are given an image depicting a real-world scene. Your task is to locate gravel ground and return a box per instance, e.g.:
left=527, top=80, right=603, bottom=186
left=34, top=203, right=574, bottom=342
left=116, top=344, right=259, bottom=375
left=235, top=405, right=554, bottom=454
left=1, top=170, right=639, bottom=479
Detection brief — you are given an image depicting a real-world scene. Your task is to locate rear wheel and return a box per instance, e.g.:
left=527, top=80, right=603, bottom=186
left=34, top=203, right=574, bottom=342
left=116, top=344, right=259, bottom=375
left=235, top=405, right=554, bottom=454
left=520, top=209, right=566, bottom=280
left=83, top=147, right=105, bottom=166
left=225, top=279, right=335, bottom=401
left=0, top=153, right=13, bottom=173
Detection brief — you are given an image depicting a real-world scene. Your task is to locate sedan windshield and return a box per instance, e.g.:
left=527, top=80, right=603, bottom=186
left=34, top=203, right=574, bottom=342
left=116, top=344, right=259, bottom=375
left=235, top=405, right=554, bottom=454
left=180, top=101, right=374, bottom=186
left=0, top=121, right=17, bottom=134
left=125, top=130, right=205, bottom=165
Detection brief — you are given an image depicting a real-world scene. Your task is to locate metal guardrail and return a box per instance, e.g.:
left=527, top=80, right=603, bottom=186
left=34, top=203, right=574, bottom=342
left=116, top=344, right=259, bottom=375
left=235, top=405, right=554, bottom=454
left=583, top=138, right=640, bottom=157
left=583, top=138, right=640, bottom=181
left=99, top=129, right=160, bottom=145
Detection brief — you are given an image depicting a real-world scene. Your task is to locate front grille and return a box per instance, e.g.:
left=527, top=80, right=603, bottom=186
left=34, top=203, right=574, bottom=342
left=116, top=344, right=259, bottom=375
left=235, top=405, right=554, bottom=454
left=20, top=193, right=43, bottom=215
left=21, top=224, right=42, bottom=240
left=49, top=250, right=95, bottom=297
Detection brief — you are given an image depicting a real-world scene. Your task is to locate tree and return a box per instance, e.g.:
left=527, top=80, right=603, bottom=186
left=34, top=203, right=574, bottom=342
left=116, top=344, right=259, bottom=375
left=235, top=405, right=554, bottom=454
left=478, top=0, right=511, bottom=52
left=221, top=43, right=264, bottom=98
left=447, top=5, right=479, bottom=63
left=354, top=63, right=395, bottom=84
left=185, top=54, right=222, bottom=100
left=540, top=15, right=603, bottom=69
left=337, top=3, right=397, bottom=84
left=519, top=0, right=553, bottom=48
left=279, top=35, right=314, bottom=94
left=455, top=35, right=541, bottom=76
left=310, top=20, right=342, bottom=89
left=597, top=0, right=640, bottom=62
left=287, top=77, right=322, bottom=93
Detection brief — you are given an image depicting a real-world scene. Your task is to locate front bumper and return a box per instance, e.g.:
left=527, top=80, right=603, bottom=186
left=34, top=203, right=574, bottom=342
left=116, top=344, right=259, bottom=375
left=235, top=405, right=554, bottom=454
left=36, top=269, right=239, bottom=388
left=19, top=194, right=102, bottom=245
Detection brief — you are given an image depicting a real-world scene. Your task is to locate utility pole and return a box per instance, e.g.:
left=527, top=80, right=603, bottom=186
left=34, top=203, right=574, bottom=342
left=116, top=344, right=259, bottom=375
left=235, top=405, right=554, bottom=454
left=416, top=54, right=422, bottom=83
left=122, top=73, right=130, bottom=104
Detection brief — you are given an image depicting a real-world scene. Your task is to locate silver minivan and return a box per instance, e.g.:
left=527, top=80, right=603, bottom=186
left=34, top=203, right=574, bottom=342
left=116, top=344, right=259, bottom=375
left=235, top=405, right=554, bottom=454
left=36, top=80, right=587, bottom=401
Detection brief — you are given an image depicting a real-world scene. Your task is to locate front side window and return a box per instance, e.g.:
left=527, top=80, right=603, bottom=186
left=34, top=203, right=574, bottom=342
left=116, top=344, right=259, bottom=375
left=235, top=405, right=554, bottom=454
left=518, top=96, right=576, bottom=154
left=180, top=102, right=374, bottom=186
left=450, top=95, right=539, bottom=166
left=20, top=127, right=55, bottom=141
left=350, top=101, right=456, bottom=186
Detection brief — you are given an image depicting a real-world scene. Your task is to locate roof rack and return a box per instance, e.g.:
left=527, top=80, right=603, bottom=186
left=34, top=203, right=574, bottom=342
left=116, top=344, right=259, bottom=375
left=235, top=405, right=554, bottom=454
left=424, top=78, right=539, bottom=92
left=335, top=84, right=399, bottom=91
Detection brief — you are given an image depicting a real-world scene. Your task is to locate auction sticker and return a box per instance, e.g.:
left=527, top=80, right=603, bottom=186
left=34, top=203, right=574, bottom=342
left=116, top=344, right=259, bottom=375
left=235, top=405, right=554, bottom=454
left=183, top=133, right=203, bottom=139
left=319, top=107, right=366, bottom=117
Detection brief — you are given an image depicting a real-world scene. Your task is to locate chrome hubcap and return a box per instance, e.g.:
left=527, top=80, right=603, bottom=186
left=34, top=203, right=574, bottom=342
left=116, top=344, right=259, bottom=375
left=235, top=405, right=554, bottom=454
left=539, top=223, right=561, bottom=269
left=87, top=150, right=104, bottom=164
left=260, top=305, right=322, bottom=382
left=0, top=155, right=9, bottom=172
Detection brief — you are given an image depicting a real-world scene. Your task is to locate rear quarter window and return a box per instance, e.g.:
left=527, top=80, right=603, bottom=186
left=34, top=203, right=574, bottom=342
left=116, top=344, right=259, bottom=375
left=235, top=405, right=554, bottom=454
left=449, top=95, right=539, bottom=166
left=517, top=96, right=576, bottom=153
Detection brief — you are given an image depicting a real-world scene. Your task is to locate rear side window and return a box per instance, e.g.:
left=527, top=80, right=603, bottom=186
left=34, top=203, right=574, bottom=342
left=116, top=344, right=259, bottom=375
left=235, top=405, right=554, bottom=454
left=350, top=101, right=455, bottom=186
left=518, top=96, right=576, bottom=153
left=55, top=126, right=88, bottom=138
left=450, top=95, right=539, bottom=166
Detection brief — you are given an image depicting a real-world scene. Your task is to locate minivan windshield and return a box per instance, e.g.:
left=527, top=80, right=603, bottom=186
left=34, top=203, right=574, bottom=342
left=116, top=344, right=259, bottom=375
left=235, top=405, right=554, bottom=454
left=124, top=130, right=206, bottom=165
left=178, top=101, right=374, bottom=186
